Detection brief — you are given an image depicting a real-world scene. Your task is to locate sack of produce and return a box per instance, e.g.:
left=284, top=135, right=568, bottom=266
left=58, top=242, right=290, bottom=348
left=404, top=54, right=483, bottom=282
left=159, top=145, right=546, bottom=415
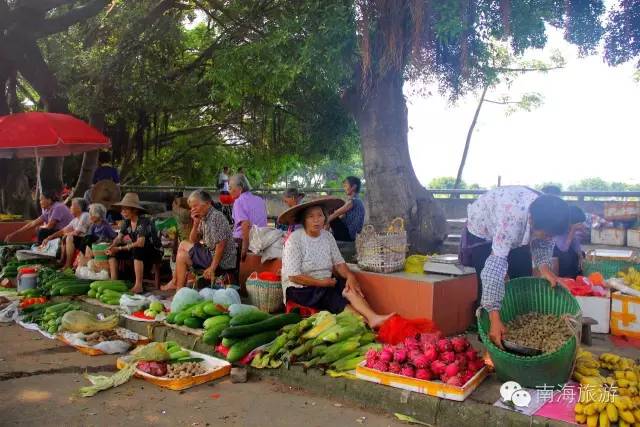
left=211, top=288, right=241, bottom=306
left=170, top=287, right=202, bottom=313
left=60, top=310, right=119, bottom=333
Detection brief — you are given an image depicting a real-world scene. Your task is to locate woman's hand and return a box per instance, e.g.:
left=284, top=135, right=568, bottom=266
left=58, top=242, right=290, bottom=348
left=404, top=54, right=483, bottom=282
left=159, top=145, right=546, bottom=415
left=4, top=232, right=15, bottom=243
left=489, top=311, right=507, bottom=349
left=41, top=236, right=51, bottom=246
left=345, top=275, right=364, bottom=297
left=321, top=277, right=337, bottom=287
left=203, top=266, right=215, bottom=281
left=105, top=246, right=118, bottom=256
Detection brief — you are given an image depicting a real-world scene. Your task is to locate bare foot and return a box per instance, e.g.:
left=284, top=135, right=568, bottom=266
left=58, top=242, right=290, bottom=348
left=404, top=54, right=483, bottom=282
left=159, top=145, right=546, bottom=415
left=131, top=285, right=144, bottom=294
left=160, top=283, right=176, bottom=291
left=369, top=312, right=395, bottom=329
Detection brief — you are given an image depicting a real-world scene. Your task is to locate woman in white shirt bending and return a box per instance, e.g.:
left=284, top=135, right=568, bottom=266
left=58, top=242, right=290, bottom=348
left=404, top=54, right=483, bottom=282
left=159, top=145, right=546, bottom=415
left=42, top=197, right=91, bottom=268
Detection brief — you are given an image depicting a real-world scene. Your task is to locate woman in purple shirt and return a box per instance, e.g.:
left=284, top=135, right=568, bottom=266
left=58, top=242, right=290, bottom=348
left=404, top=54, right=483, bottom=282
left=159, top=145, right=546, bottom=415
left=5, top=190, right=73, bottom=244
left=229, top=174, right=267, bottom=261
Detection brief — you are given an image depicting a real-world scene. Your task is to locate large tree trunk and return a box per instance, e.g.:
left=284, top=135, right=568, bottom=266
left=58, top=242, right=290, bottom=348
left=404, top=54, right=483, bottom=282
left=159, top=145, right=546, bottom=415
left=350, top=71, right=447, bottom=253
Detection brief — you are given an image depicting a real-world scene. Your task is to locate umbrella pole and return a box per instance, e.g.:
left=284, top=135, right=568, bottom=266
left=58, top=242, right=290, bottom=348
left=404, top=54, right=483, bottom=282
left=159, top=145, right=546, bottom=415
left=35, top=148, right=42, bottom=201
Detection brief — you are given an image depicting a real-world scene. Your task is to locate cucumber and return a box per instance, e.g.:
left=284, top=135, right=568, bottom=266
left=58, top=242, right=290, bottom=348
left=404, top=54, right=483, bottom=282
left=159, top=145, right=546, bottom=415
left=169, top=357, right=204, bottom=364
left=202, top=301, right=225, bottom=316
left=89, top=280, right=129, bottom=290
left=221, top=313, right=301, bottom=339
left=174, top=311, right=189, bottom=326
left=87, top=289, right=97, bottom=298
left=229, top=310, right=271, bottom=326
left=58, top=285, right=90, bottom=296
left=191, top=302, right=207, bottom=319
left=202, top=323, right=227, bottom=345
left=165, top=312, right=177, bottom=324
left=44, top=302, right=71, bottom=314
left=227, top=330, right=278, bottom=363
left=203, top=315, right=231, bottom=330
left=169, top=350, right=190, bottom=360
left=183, top=316, right=203, bottom=329
left=165, top=341, right=180, bottom=352
left=221, top=337, right=239, bottom=348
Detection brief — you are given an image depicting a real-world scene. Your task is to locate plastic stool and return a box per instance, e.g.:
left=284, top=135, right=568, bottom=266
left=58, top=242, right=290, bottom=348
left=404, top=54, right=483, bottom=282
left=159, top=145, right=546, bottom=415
left=285, top=300, right=319, bottom=317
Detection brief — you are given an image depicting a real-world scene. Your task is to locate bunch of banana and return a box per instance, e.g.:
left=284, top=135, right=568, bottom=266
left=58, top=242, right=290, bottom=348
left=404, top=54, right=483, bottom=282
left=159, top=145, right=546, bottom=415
left=618, top=267, right=640, bottom=291
left=575, top=392, right=639, bottom=426
left=574, top=349, right=605, bottom=386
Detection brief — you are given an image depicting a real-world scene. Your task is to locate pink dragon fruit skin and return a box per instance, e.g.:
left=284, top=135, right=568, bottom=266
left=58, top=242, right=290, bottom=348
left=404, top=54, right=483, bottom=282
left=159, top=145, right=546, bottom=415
left=366, top=349, right=378, bottom=360
left=404, top=336, right=420, bottom=351
left=379, top=349, right=393, bottom=363
left=465, top=349, right=478, bottom=361
left=467, top=358, right=486, bottom=373
left=430, top=360, right=446, bottom=375
left=415, top=368, right=433, bottom=381
left=444, top=362, right=460, bottom=377
left=437, top=338, right=452, bottom=353
left=439, top=351, right=455, bottom=364
left=460, top=370, right=475, bottom=384
left=365, top=358, right=377, bottom=368
left=422, top=345, right=438, bottom=363
left=451, top=336, right=470, bottom=353
left=419, top=331, right=442, bottom=346
left=373, top=360, right=390, bottom=372
left=446, top=374, right=464, bottom=387
left=455, top=353, right=468, bottom=369
left=401, top=365, right=416, bottom=378
left=393, top=348, right=408, bottom=363
left=412, top=353, right=430, bottom=369
left=389, top=362, right=402, bottom=374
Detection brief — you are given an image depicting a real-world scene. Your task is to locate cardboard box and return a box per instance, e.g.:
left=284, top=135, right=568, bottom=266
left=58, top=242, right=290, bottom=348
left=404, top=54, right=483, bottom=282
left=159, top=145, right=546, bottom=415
left=591, top=228, right=626, bottom=246
left=610, top=291, right=640, bottom=339
left=604, top=202, right=640, bottom=221
left=356, top=362, right=488, bottom=401
left=575, top=295, right=610, bottom=334
left=627, top=229, right=640, bottom=249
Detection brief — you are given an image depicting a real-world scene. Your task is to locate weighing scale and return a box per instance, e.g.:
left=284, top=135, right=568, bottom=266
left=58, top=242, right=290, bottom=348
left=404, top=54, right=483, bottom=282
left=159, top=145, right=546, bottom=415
left=423, top=254, right=476, bottom=276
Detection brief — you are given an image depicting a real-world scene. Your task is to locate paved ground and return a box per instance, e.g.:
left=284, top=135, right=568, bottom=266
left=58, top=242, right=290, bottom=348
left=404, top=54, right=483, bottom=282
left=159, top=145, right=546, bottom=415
left=0, top=323, right=408, bottom=427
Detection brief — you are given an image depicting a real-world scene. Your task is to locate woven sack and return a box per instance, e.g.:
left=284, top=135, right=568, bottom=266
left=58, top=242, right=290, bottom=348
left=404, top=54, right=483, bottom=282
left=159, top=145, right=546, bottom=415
left=356, top=217, right=407, bottom=273
left=246, top=272, right=284, bottom=313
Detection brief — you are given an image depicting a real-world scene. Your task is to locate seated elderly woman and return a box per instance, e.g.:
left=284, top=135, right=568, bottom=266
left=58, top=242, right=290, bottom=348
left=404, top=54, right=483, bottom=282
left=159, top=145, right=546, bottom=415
left=229, top=174, right=267, bottom=261
left=276, top=188, right=304, bottom=234
left=77, top=203, right=118, bottom=267
left=41, top=198, right=91, bottom=268
left=106, top=193, right=162, bottom=294
left=280, top=197, right=394, bottom=328
left=162, top=190, right=237, bottom=291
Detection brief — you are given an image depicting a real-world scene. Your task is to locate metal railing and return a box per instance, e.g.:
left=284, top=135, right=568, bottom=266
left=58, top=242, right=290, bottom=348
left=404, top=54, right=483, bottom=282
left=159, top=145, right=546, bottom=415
left=121, top=185, right=640, bottom=201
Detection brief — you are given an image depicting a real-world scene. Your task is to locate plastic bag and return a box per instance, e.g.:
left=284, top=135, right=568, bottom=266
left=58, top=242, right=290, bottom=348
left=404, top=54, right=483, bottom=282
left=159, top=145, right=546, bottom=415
left=120, top=294, right=151, bottom=314
left=199, top=288, right=217, bottom=301
left=404, top=255, right=428, bottom=274
left=228, top=303, right=259, bottom=317
left=0, top=301, right=19, bottom=323
left=377, top=314, right=439, bottom=345
left=170, top=287, right=203, bottom=312
left=212, top=288, right=241, bottom=306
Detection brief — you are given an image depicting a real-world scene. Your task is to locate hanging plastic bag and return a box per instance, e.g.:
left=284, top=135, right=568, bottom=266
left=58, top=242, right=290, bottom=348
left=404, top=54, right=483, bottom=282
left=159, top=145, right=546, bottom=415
left=212, top=288, right=241, bottom=306
left=170, top=287, right=203, bottom=312
left=377, top=314, right=439, bottom=345
left=119, top=294, right=151, bottom=314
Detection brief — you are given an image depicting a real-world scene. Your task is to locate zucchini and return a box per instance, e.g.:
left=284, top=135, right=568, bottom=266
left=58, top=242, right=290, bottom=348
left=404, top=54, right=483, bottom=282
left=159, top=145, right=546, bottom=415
left=174, top=311, right=189, bottom=326
left=183, top=316, right=203, bottom=329
left=165, top=312, right=177, bottom=324
left=227, top=330, right=278, bottom=363
left=191, top=302, right=207, bottom=319
left=89, top=280, right=129, bottom=290
left=202, top=323, right=227, bottom=345
left=229, top=310, right=271, bottom=326
left=87, top=289, right=97, bottom=298
left=221, top=313, right=301, bottom=339
left=44, top=302, right=71, bottom=314
left=169, top=350, right=190, bottom=360
left=203, top=315, right=231, bottom=330
left=202, top=301, right=226, bottom=316
left=169, top=357, right=204, bottom=364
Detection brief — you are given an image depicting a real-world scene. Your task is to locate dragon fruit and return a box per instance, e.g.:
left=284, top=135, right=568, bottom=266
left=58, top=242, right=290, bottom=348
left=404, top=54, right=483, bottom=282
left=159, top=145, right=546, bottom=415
left=411, top=353, right=430, bottom=369
left=379, top=348, right=393, bottom=363
left=436, top=338, right=452, bottom=353
left=419, top=332, right=442, bottom=346
left=365, top=358, right=377, bottom=368
left=401, top=365, right=416, bottom=378
left=465, top=349, right=478, bottom=361
left=415, top=368, right=433, bottom=381
left=444, top=362, right=460, bottom=377
left=373, top=360, right=390, bottom=372
left=389, top=362, right=402, bottom=374
left=393, top=348, right=408, bottom=363
left=445, top=374, right=464, bottom=387
left=460, top=370, right=475, bottom=384
left=366, top=349, right=378, bottom=360
left=430, top=360, right=446, bottom=376
left=455, top=353, right=468, bottom=369
left=439, top=351, right=455, bottom=364
left=422, top=345, right=438, bottom=363
left=403, top=336, right=420, bottom=351
left=467, top=358, right=485, bottom=373
left=451, top=336, right=469, bottom=353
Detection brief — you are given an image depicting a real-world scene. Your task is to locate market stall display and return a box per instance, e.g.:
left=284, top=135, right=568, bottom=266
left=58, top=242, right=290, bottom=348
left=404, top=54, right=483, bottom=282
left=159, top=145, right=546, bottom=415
left=58, top=327, right=149, bottom=356
left=572, top=349, right=640, bottom=425
left=38, top=267, right=93, bottom=296
left=86, top=280, right=133, bottom=305
left=20, top=301, right=81, bottom=334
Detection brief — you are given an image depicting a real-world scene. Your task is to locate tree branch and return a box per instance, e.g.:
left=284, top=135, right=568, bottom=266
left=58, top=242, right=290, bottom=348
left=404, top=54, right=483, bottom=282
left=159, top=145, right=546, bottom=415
left=37, top=0, right=110, bottom=36
left=16, top=0, right=77, bottom=12
left=488, top=66, right=564, bottom=73
left=484, top=99, right=522, bottom=105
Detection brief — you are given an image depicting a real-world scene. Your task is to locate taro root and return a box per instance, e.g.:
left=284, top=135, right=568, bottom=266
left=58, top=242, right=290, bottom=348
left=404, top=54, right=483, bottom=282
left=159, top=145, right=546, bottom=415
left=503, top=312, right=573, bottom=354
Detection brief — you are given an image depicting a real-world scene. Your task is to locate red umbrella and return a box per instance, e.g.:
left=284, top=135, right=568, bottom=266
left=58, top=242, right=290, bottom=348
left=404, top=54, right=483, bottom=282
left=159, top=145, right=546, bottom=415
left=0, top=112, right=110, bottom=195
left=0, top=112, right=110, bottom=159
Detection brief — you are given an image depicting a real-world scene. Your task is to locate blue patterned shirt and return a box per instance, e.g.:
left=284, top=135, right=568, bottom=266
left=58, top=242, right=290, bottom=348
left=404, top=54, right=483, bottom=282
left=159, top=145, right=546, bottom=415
left=343, top=195, right=365, bottom=240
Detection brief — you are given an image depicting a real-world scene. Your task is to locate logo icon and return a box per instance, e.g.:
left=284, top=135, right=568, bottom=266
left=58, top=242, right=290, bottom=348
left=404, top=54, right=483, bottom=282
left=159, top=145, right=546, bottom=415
left=500, top=381, right=531, bottom=407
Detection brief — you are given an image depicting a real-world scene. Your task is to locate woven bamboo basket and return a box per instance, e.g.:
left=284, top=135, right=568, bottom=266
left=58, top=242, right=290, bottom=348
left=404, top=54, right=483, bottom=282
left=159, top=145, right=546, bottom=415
left=356, top=217, right=407, bottom=274
left=246, top=272, right=284, bottom=313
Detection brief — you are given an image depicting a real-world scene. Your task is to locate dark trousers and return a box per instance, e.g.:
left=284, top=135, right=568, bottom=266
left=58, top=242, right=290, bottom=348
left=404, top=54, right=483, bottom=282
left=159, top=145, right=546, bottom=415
left=37, top=228, right=56, bottom=244
left=554, top=246, right=581, bottom=278
left=330, top=218, right=353, bottom=242
left=468, top=230, right=532, bottom=308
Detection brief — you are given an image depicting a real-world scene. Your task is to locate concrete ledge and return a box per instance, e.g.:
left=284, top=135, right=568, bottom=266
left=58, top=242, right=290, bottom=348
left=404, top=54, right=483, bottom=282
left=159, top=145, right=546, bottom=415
left=58, top=297, right=572, bottom=427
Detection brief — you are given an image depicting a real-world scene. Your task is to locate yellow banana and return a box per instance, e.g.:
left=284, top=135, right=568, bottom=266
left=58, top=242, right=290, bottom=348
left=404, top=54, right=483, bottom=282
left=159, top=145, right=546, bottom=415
left=616, top=371, right=627, bottom=380
left=634, top=409, right=640, bottom=421
left=620, top=410, right=636, bottom=424
left=596, top=402, right=607, bottom=412
left=587, top=413, right=599, bottom=427
left=578, top=366, right=601, bottom=377
left=584, top=403, right=598, bottom=416
left=575, top=414, right=587, bottom=424
left=627, top=371, right=639, bottom=382
left=618, top=420, right=630, bottom=427
left=575, top=403, right=585, bottom=414
left=580, top=376, right=605, bottom=387
left=614, top=396, right=628, bottom=411
left=619, top=379, right=632, bottom=388
left=606, top=403, right=619, bottom=422
left=599, top=410, right=610, bottom=427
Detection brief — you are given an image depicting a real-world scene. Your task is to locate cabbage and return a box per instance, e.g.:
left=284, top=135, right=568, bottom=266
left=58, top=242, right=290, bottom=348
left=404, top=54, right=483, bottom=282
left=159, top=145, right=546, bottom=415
left=170, top=287, right=202, bottom=313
